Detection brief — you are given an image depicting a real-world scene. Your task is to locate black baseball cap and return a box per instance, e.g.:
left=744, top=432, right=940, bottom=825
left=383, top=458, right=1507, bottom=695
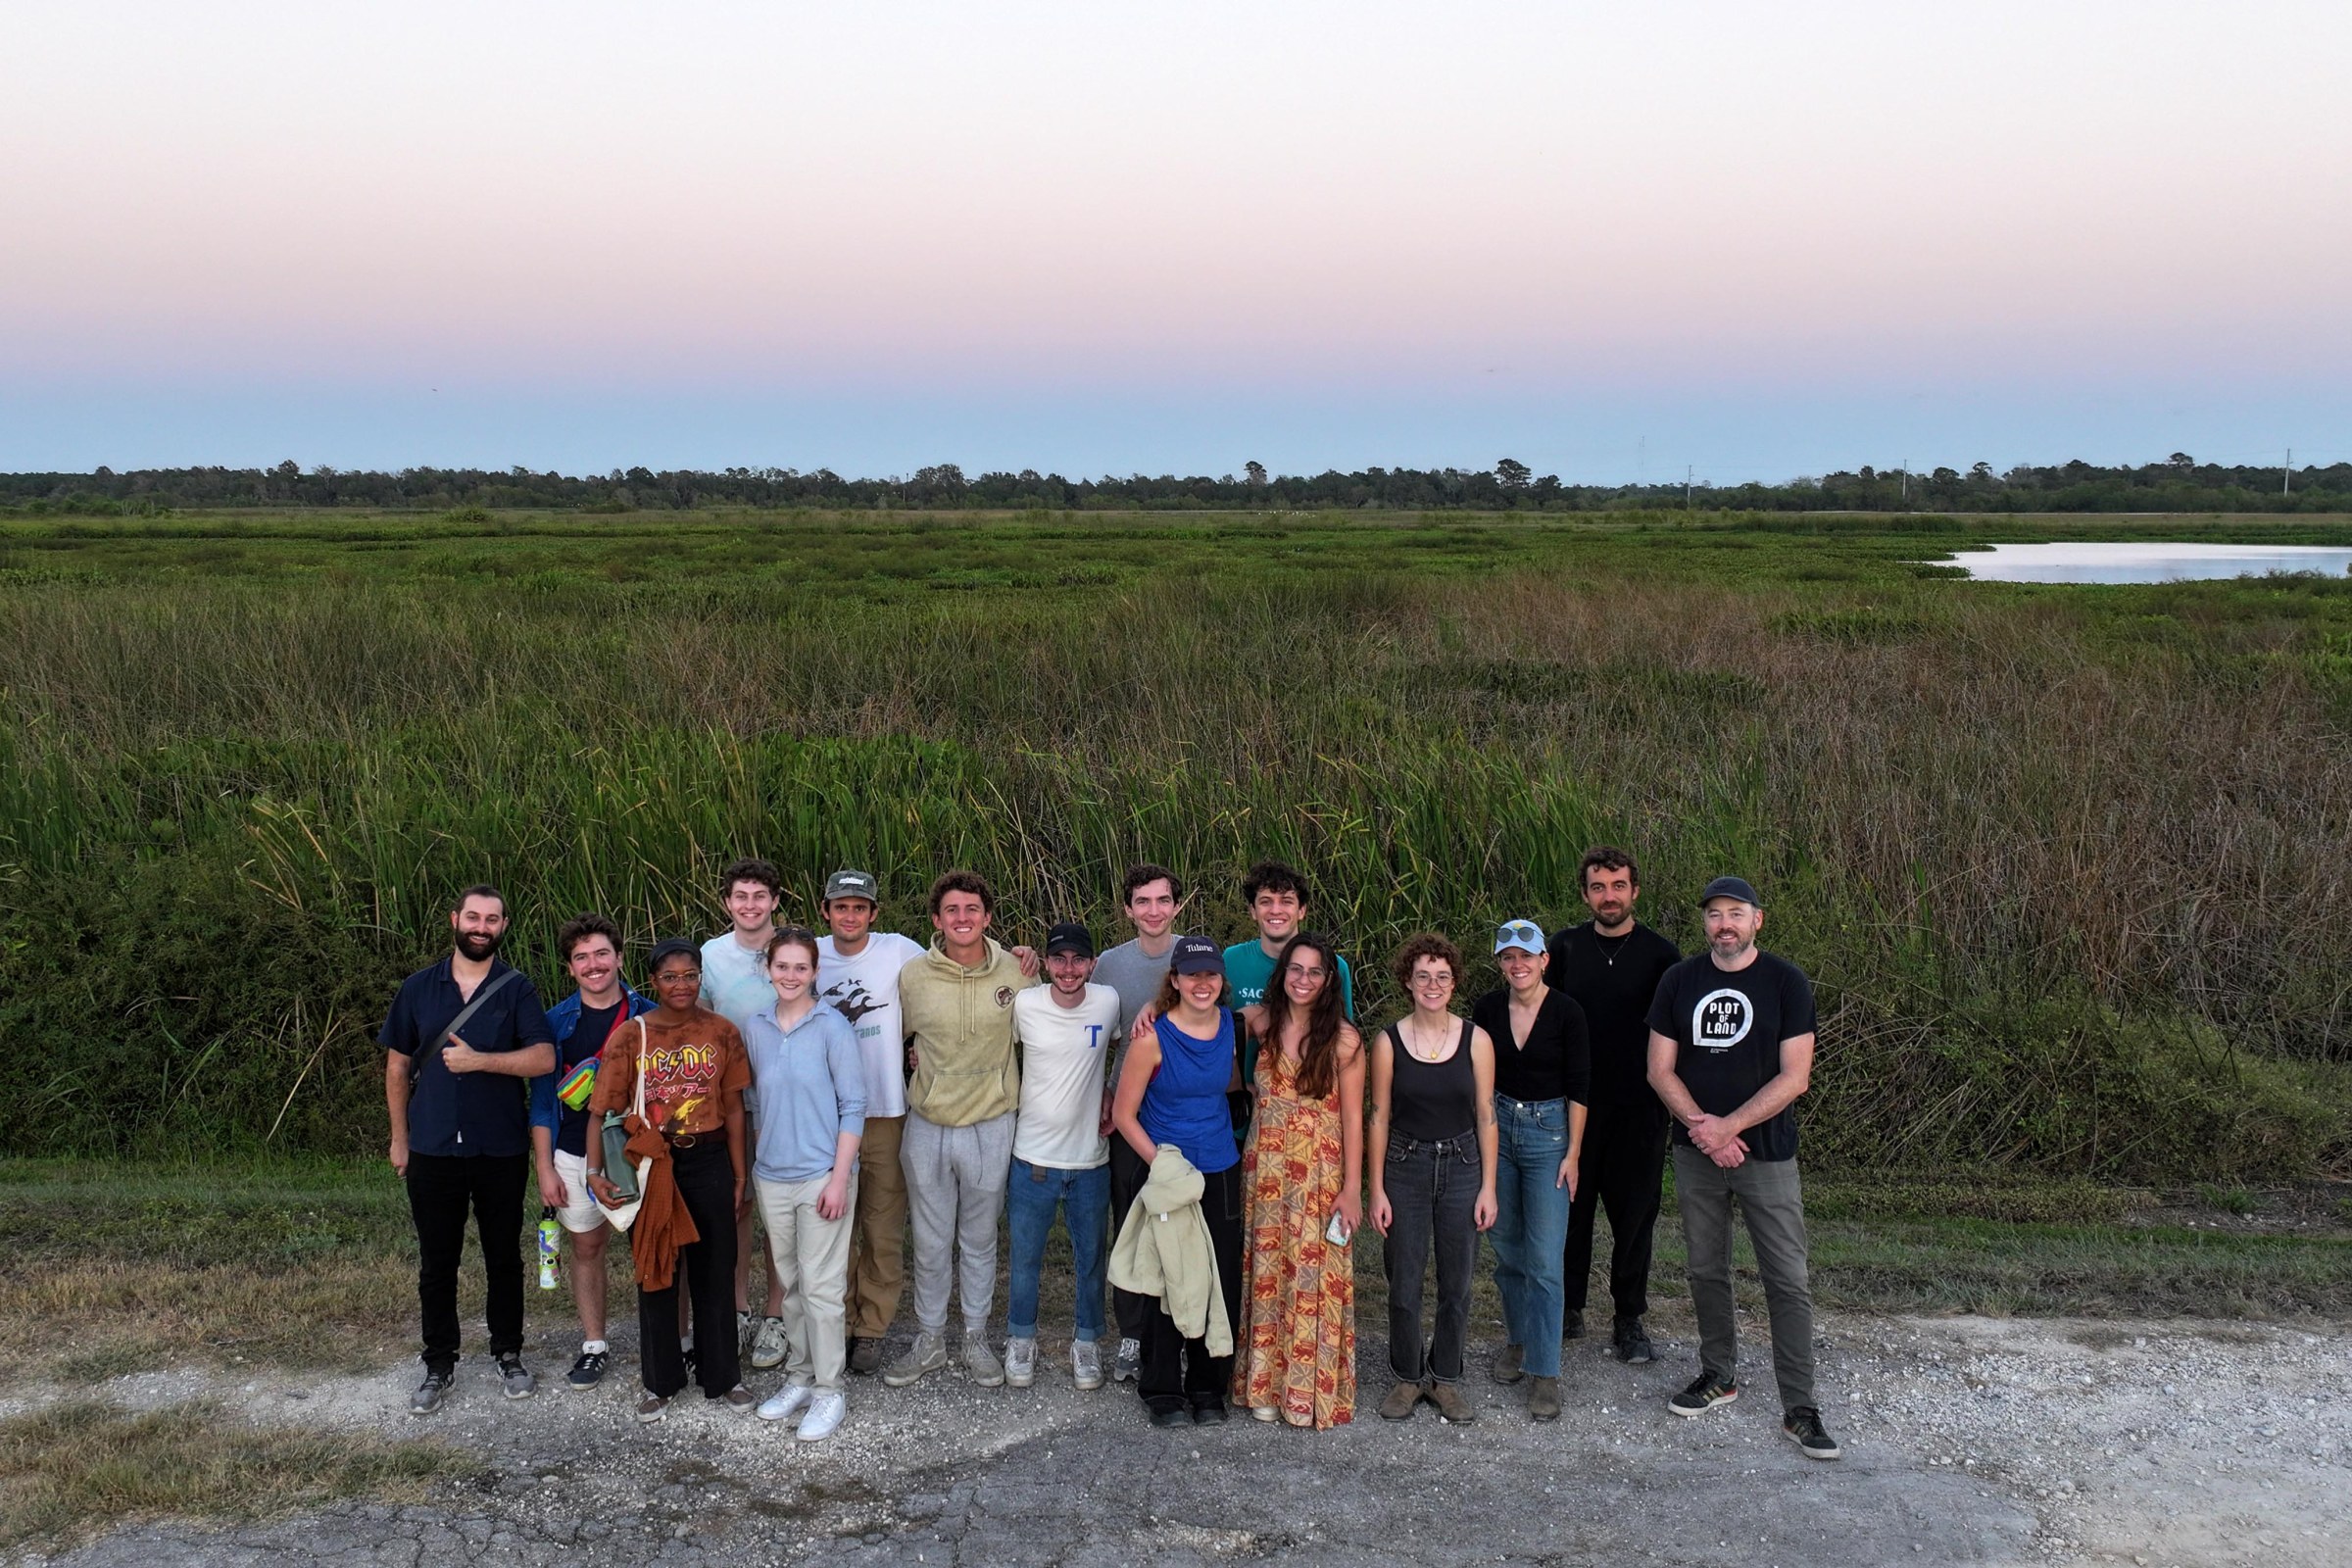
left=1699, top=875, right=1761, bottom=908
left=1044, top=921, right=1095, bottom=958
left=1169, top=934, right=1225, bottom=975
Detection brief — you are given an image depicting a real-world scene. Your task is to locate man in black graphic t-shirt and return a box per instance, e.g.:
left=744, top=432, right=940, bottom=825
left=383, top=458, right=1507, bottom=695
left=1546, top=845, right=1679, bottom=1364
left=1644, top=876, right=1841, bottom=1461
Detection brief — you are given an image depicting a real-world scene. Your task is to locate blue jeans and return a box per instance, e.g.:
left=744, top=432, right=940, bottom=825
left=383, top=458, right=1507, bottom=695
left=1004, top=1157, right=1109, bottom=1342
left=1491, top=1094, right=1572, bottom=1378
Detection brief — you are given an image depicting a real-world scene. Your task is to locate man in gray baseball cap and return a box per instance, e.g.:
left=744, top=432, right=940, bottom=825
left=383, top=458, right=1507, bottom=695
left=812, top=868, right=927, bottom=1374
left=1642, top=876, right=1840, bottom=1460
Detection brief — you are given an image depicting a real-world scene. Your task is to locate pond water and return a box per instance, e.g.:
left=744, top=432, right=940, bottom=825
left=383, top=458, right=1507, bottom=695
left=1955, top=542, right=2352, bottom=584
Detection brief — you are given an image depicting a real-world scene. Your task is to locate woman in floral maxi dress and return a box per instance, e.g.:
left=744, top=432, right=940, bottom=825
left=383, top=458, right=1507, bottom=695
left=1233, top=931, right=1366, bottom=1428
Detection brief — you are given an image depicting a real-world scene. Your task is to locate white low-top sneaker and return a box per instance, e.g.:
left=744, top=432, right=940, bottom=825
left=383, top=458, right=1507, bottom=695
left=1004, top=1337, right=1037, bottom=1388
left=758, top=1384, right=813, bottom=1424
left=797, top=1392, right=846, bottom=1442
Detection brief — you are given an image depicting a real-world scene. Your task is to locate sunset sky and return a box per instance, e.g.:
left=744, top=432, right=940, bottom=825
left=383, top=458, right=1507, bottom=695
left=4, top=1, right=2346, bottom=480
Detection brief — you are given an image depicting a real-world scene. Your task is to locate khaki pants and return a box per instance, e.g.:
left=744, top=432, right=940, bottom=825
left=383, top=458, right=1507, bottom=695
left=759, top=1170, right=858, bottom=1394
left=847, top=1113, right=907, bottom=1339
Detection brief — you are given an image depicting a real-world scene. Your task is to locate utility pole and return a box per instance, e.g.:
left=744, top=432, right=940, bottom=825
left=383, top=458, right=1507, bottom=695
left=2284, top=448, right=2293, bottom=497
left=1900, top=459, right=1911, bottom=506
left=1685, top=466, right=1693, bottom=509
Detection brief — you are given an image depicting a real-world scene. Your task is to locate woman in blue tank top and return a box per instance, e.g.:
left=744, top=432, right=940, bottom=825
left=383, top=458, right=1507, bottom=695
left=1111, top=935, right=1246, bottom=1426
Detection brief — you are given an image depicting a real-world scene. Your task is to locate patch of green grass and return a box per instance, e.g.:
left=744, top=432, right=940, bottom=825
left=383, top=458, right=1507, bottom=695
left=0, top=1399, right=478, bottom=1548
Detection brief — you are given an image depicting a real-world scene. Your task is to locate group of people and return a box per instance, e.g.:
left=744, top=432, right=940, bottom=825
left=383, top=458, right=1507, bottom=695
left=380, top=849, right=1840, bottom=1460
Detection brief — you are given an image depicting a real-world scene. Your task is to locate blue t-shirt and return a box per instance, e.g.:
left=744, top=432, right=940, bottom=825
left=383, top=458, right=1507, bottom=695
left=379, top=956, right=554, bottom=1158
left=1140, top=1008, right=1241, bottom=1175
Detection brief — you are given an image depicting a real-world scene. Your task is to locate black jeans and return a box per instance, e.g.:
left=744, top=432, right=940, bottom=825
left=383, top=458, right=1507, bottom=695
left=404, top=1151, right=528, bottom=1374
left=637, top=1141, right=742, bottom=1399
left=1139, top=1163, right=1245, bottom=1416
left=1563, top=1105, right=1670, bottom=1321
left=1382, top=1130, right=1479, bottom=1384
left=1108, top=1138, right=1154, bottom=1343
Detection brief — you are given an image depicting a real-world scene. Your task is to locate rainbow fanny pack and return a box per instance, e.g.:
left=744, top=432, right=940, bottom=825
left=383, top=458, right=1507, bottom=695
left=557, top=1056, right=599, bottom=1110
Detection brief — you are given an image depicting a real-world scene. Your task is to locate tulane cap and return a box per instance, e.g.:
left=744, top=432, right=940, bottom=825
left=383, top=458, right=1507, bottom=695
left=1169, top=934, right=1226, bottom=975
left=824, top=868, right=878, bottom=903
left=1494, top=919, right=1547, bottom=956
left=1044, top=921, right=1095, bottom=958
left=1699, top=875, right=1761, bottom=908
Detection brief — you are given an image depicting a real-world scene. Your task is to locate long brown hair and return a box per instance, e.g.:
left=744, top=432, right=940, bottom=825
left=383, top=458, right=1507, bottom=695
left=1261, top=931, right=1347, bottom=1101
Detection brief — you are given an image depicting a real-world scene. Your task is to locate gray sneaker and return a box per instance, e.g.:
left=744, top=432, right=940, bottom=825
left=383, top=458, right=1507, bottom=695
left=1004, top=1337, right=1037, bottom=1388
left=1071, top=1340, right=1103, bottom=1392
left=882, top=1331, right=948, bottom=1388
left=494, top=1352, right=535, bottom=1399
left=749, top=1315, right=789, bottom=1371
left=1113, top=1337, right=1142, bottom=1383
left=410, top=1367, right=452, bottom=1416
left=962, top=1334, right=1005, bottom=1388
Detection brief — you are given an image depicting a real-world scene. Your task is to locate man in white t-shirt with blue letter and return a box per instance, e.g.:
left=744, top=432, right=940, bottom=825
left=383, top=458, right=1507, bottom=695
left=1002, top=921, right=1121, bottom=1392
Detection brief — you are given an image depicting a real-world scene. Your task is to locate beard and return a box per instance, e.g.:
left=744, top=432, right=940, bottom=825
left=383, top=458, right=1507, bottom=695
left=455, top=928, right=504, bottom=961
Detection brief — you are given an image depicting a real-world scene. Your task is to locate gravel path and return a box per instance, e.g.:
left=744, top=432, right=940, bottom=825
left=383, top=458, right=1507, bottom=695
left=8, top=1308, right=2344, bottom=1568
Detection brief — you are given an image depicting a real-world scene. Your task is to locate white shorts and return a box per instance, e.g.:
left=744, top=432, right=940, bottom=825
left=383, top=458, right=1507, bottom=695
left=551, top=1150, right=610, bottom=1235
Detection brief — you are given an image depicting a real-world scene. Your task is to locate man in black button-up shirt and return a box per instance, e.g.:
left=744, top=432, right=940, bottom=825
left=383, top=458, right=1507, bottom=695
left=380, top=884, right=555, bottom=1414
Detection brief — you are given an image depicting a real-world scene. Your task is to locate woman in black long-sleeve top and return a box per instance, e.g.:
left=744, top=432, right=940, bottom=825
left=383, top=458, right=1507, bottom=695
left=1469, top=919, right=1590, bottom=1421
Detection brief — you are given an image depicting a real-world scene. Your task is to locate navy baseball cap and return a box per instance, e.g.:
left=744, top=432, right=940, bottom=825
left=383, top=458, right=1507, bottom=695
left=1044, top=921, right=1095, bottom=957
left=1699, top=876, right=1761, bottom=907
left=1169, top=935, right=1225, bottom=975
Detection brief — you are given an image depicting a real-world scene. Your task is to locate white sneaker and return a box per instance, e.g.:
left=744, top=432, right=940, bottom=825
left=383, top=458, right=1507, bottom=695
left=749, top=1315, right=789, bottom=1371
left=1071, top=1340, right=1102, bottom=1392
left=758, top=1384, right=812, bottom=1424
left=1004, top=1337, right=1037, bottom=1388
left=797, top=1392, right=846, bottom=1442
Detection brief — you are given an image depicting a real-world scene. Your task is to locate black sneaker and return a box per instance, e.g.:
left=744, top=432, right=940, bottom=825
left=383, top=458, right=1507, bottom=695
left=1148, top=1399, right=1191, bottom=1428
left=1668, top=1371, right=1738, bottom=1416
left=566, top=1349, right=610, bottom=1389
left=1190, top=1395, right=1229, bottom=1426
left=1613, top=1316, right=1654, bottom=1364
left=410, top=1367, right=453, bottom=1417
left=1783, top=1405, right=1842, bottom=1460
left=1563, top=1308, right=1586, bottom=1341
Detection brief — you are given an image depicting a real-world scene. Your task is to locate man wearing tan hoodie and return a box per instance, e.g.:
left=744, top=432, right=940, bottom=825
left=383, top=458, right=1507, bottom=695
left=883, top=870, right=1038, bottom=1389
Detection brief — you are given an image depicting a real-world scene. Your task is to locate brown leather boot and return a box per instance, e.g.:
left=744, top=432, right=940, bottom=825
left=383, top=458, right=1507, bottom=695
left=1379, top=1378, right=1426, bottom=1421
left=1529, top=1376, right=1562, bottom=1421
left=1426, top=1380, right=1476, bottom=1424
left=1491, top=1344, right=1525, bottom=1384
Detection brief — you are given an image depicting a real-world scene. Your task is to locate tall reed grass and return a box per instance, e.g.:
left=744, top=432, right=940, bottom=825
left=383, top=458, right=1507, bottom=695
left=2, top=517, right=2346, bottom=1177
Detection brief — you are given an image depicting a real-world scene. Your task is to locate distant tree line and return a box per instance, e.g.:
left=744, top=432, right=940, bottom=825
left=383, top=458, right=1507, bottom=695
left=4, top=453, right=2347, bottom=514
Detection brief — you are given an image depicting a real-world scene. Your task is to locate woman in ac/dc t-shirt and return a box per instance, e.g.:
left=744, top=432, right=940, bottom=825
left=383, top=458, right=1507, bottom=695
left=587, top=937, right=753, bottom=1422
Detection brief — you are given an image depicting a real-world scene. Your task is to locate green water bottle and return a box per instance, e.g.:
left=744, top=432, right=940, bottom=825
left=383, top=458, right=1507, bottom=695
left=537, top=1206, right=560, bottom=1291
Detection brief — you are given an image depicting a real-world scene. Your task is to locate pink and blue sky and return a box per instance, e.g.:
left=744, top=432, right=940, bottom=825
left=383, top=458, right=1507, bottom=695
left=4, top=1, right=2347, bottom=480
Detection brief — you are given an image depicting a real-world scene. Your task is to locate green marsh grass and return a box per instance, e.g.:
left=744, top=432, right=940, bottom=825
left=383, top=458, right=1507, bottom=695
left=2, top=511, right=2350, bottom=1178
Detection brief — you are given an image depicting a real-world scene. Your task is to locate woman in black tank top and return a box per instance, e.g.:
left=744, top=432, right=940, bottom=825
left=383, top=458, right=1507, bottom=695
left=1368, top=934, right=1497, bottom=1424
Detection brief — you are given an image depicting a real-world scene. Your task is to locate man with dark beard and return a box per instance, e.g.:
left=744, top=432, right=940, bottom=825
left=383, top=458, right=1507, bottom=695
left=1546, top=847, right=1680, bottom=1363
left=382, top=884, right=557, bottom=1415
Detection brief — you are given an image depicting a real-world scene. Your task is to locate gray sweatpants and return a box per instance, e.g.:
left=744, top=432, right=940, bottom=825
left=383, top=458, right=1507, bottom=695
left=901, top=1109, right=1016, bottom=1335
left=1672, top=1146, right=1818, bottom=1412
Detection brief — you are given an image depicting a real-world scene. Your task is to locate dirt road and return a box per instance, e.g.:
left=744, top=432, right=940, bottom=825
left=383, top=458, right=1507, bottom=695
left=10, top=1309, right=2343, bottom=1568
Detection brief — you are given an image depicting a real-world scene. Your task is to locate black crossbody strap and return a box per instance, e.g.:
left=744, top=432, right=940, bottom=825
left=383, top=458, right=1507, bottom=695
left=415, top=967, right=521, bottom=1078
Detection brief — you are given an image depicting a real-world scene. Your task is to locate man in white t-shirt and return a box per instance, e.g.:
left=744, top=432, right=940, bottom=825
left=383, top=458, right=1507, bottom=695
left=812, top=868, right=929, bottom=1376
left=1002, top=922, right=1121, bottom=1392
left=698, top=856, right=791, bottom=1372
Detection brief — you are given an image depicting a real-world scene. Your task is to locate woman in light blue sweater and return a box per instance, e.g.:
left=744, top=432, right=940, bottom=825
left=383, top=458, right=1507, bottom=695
left=743, top=926, right=866, bottom=1442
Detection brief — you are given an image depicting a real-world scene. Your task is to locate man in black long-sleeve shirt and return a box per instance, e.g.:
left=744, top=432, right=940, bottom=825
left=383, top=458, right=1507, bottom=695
left=1546, top=847, right=1680, bottom=1364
